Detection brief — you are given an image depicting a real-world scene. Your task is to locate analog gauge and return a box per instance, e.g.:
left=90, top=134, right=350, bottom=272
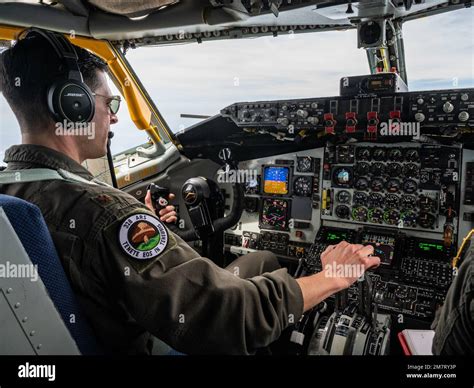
left=355, top=162, right=370, bottom=176
left=405, top=149, right=420, bottom=162
left=385, top=194, right=399, bottom=208
left=332, top=167, right=353, bottom=188
left=417, top=212, right=436, bottom=229
left=356, top=147, right=371, bottom=161
left=353, top=191, right=369, bottom=206
left=403, top=163, right=419, bottom=178
left=244, top=177, right=260, bottom=195
left=368, top=193, right=384, bottom=208
left=371, top=162, right=385, bottom=176
left=373, top=148, right=387, bottom=161
left=388, top=148, right=403, bottom=161
left=337, top=190, right=351, bottom=204
left=400, top=211, right=417, bottom=228
left=386, top=163, right=402, bottom=177
left=370, top=178, right=385, bottom=192
left=293, top=176, right=313, bottom=197
left=354, top=177, right=369, bottom=191
left=296, top=156, right=313, bottom=173
left=352, top=206, right=368, bottom=222
left=368, top=208, right=384, bottom=224
left=418, top=195, right=436, bottom=212
left=383, top=209, right=400, bottom=225
left=400, top=195, right=417, bottom=210
left=335, top=205, right=351, bottom=219
left=402, top=179, right=418, bottom=194
left=386, top=178, right=401, bottom=193
left=419, top=170, right=430, bottom=185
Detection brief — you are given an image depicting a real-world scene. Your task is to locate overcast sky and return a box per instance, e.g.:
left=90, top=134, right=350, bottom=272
left=0, top=7, right=473, bottom=164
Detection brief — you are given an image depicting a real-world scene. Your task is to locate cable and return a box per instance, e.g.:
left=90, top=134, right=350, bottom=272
left=452, top=229, right=474, bottom=269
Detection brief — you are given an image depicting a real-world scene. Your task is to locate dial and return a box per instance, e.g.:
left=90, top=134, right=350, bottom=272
left=417, top=212, right=436, bottom=229
left=332, top=167, right=353, bottom=188
left=388, top=148, right=403, bottom=161
left=296, top=156, right=313, bottom=173
left=368, top=193, right=384, bottom=208
left=293, top=176, right=313, bottom=197
left=354, top=177, right=369, bottom=190
left=403, top=163, right=419, bottom=178
left=370, top=178, right=385, bottom=192
left=335, top=205, right=351, bottom=219
left=371, top=162, right=385, bottom=176
left=373, top=148, right=387, bottom=161
left=402, top=179, right=418, bottom=194
left=385, top=194, right=399, bottom=208
left=244, top=177, right=260, bottom=195
left=337, top=190, right=351, bottom=204
left=355, top=162, right=370, bottom=176
left=356, top=147, right=371, bottom=161
left=384, top=209, right=400, bottom=225
left=400, top=211, right=417, bottom=228
left=419, top=170, right=430, bottom=185
left=405, top=149, right=420, bottom=162
left=353, top=191, right=369, bottom=206
left=386, top=163, right=402, bottom=177
left=418, top=195, right=436, bottom=212
left=352, top=206, right=368, bottom=222
left=386, top=178, right=401, bottom=193
left=400, top=195, right=417, bottom=210
left=368, top=208, right=384, bottom=224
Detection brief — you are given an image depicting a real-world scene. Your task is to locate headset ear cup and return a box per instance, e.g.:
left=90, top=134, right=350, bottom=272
left=47, top=79, right=95, bottom=124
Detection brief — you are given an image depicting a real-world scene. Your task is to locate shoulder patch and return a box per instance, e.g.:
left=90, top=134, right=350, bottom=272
left=119, top=213, right=169, bottom=260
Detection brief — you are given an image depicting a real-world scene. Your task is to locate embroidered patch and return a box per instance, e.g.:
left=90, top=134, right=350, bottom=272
left=118, top=213, right=169, bottom=260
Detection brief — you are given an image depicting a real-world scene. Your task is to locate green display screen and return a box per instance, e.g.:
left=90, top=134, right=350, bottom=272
left=418, top=242, right=444, bottom=252
left=326, top=232, right=348, bottom=242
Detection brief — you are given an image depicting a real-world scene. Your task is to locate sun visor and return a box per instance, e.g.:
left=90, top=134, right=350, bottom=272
left=87, top=0, right=179, bottom=18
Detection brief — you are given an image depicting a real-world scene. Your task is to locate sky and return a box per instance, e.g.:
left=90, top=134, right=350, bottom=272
left=0, top=7, right=473, bottom=164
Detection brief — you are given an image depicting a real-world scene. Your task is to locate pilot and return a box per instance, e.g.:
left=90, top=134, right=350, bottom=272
left=0, top=32, right=380, bottom=354
left=431, top=248, right=474, bottom=355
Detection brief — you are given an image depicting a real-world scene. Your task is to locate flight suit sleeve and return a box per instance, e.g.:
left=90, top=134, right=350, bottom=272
left=431, top=252, right=474, bottom=355
left=100, top=210, right=304, bottom=355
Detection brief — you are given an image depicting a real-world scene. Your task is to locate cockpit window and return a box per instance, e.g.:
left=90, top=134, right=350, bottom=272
left=403, top=8, right=474, bottom=91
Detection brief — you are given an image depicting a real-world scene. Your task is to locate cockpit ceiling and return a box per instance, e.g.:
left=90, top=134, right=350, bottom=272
left=0, top=0, right=470, bottom=46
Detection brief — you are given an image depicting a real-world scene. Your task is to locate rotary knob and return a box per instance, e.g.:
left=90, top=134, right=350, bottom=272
left=414, top=112, right=425, bottom=122
left=458, top=111, right=470, bottom=122
left=297, top=109, right=309, bottom=119
left=443, top=101, right=454, bottom=113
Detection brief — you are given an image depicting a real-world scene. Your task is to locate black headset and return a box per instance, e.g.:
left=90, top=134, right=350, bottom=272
left=21, top=28, right=95, bottom=123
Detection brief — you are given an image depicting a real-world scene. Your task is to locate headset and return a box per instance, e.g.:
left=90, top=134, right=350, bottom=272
left=20, top=28, right=95, bottom=123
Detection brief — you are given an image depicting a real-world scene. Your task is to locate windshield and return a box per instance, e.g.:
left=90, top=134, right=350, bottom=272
left=1, top=8, right=473, bottom=167
left=122, top=8, right=473, bottom=137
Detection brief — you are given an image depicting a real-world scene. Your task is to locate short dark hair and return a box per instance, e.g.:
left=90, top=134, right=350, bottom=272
left=0, top=34, right=107, bottom=129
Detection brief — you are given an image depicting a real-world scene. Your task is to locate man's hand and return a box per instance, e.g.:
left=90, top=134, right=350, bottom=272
left=145, top=190, right=178, bottom=224
left=296, top=241, right=381, bottom=312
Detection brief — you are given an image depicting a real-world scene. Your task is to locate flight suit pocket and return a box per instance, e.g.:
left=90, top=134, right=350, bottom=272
left=49, top=230, right=86, bottom=291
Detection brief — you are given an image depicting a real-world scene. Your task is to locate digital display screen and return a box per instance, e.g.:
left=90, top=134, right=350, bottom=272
left=417, top=242, right=444, bottom=252
left=326, top=231, right=348, bottom=242
left=260, top=198, right=290, bottom=230
left=263, top=166, right=289, bottom=195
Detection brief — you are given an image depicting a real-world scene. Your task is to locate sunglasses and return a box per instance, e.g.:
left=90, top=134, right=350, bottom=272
left=93, top=93, right=122, bottom=115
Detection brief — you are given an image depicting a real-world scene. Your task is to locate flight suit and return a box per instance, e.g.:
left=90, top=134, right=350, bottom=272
left=0, top=144, right=303, bottom=354
left=431, top=250, right=474, bottom=355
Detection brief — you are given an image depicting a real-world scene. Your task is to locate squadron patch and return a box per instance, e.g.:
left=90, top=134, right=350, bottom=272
left=118, top=213, right=169, bottom=260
